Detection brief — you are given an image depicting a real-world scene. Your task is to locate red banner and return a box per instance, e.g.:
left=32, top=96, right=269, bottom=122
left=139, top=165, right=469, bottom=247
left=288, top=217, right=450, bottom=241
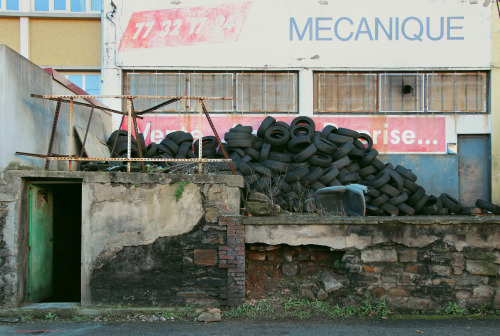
left=119, top=2, right=252, bottom=50
left=122, top=115, right=446, bottom=154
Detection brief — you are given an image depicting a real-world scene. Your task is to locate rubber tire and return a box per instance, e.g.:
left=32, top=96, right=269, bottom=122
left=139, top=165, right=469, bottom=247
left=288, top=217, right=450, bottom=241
left=226, top=138, right=253, bottom=148
left=337, top=127, right=360, bottom=138
left=230, top=124, right=253, bottom=133
left=262, top=159, right=290, bottom=173
left=388, top=192, right=408, bottom=206
left=290, top=116, right=315, bottom=131
left=379, top=183, right=401, bottom=198
left=419, top=196, right=443, bottom=215
left=359, top=148, right=379, bottom=167
left=284, top=167, right=310, bottom=183
left=293, top=144, right=317, bottom=163
left=288, top=136, right=312, bottom=153
left=290, top=124, right=315, bottom=139
left=321, top=125, right=337, bottom=139
left=366, top=205, right=384, bottom=216
left=161, top=138, right=179, bottom=154
left=395, top=165, right=417, bottom=182
left=331, top=142, right=355, bottom=161
left=244, top=147, right=260, bottom=161
left=308, top=152, right=333, bottom=168
left=381, top=202, right=400, bottom=216
left=332, top=156, right=351, bottom=169
left=225, top=132, right=252, bottom=141
left=318, top=166, right=339, bottom=185
left=439, top=193, right=463, bottom=214
left=403, top=178, right=420, bottom=193
left=313, top=136, right=337, bottom=155
left=257, top=116, right=276, bottom=138
left=251, top=163, right=272, bottom=177
left=302, top=167, right=324, bottom=186
left=264, top=126, right=290, bottom=147
left=397, top=203, right=415, bottom=216
left=327, top=133, right=354, bottom=145
left=408, top=186, right=426, bottom=206
left=337, top=172, right=360, bottom=184
left=172, top=132, right=193, bottom=145
left=475, top=199, right=500, bottom=214
left=371, top=194, right=389, bottom=207
left=356, top=133, right=373, bottom=152
left=370, top=172, right=390, bottom=189
left=358, top=165, right=377, bottom=178
left=260, top=143, right=271, bottom=162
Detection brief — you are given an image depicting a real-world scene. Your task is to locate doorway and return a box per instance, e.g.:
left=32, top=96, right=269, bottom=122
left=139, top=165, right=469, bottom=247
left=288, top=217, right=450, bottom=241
left=28, top=182, right=82, bottom=303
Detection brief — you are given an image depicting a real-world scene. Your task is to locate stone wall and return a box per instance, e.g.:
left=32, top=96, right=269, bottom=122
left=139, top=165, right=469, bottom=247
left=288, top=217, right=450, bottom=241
left=245, top=217, right=500, bottom=312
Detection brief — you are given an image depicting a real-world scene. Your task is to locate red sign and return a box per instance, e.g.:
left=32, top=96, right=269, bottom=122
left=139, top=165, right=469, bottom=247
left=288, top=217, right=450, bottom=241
left=119, top=2, right=252, bottom=50
left=122, top=115, right=446, bottom=154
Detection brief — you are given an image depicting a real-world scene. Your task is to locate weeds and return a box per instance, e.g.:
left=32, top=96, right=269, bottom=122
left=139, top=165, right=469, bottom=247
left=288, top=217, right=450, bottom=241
left=44, top=312, right=58, bottom=321
left=173, top=181, right=189, bottom=201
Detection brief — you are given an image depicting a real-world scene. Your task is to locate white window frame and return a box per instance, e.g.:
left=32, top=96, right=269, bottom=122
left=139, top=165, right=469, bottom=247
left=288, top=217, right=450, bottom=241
left=30, top=0, right=100, bottom=12
left=61, top=72, right=101, bottom=94
left=0, top=0, right=20, bottom=11
left=379, top=73, right=425, bottom=113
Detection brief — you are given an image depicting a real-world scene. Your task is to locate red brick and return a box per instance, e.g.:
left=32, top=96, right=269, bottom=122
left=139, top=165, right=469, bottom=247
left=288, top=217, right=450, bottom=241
left=387, top=287, right=409, bottom=297
left=372, top=287, right=386, bottom=297
left=363, top=265, right=376, bottom=272
left=194, top=249, right=217, bottom=266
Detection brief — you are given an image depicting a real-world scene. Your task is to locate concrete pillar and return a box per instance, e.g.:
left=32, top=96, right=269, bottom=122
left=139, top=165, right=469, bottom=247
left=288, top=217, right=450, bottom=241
left=491, top=9, right=500, bottom=203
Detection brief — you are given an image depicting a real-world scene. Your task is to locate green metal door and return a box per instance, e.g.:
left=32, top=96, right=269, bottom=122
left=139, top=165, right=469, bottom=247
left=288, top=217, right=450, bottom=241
left=28, top=185, right=53, bottom=301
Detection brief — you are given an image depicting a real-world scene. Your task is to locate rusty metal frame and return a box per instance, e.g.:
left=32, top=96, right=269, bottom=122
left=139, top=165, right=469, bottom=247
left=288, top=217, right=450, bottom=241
left=23, top=94, right=234, bottom=174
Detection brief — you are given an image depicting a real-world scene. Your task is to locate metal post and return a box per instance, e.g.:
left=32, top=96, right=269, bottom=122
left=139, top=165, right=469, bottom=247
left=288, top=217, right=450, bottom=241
left=45, top=99, right=62, bottom=170
left=198, top=99, right=203, bottom=174
left=130, top=100, right=146, bottom=171
left=127, top=98, right=132, bottom=172
left=68, top=98, right=74, bottom=170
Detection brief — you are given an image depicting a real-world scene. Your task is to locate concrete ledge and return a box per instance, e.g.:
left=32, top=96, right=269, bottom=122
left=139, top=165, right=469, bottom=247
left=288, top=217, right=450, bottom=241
left=243, top=215, right=500, bottom=226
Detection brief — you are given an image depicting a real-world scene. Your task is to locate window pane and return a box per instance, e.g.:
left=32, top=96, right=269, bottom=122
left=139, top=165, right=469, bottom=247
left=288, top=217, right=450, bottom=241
left=34, top=0, right=49, bottom=11
left=314, top=73, right=376, bottom=112
left=427, top=73, right=486, bottom=112
left=54, top=0, right=66, bottom=10
left=6, top=0, right=19, bottom=10
left=85, top=74, right=101, bottom=95
left=127, top=73, right=185, bottom=112
left=71, top=0, right=85, bottom=12
left=379, top=74, right=424, bottom=112
left=236, top=73, right=297, bottom=112
left=68, top=75, right=83, bottom=89
left=91, top=0, right=101, bottom=11
left=189, top=74, right=233, bottom=112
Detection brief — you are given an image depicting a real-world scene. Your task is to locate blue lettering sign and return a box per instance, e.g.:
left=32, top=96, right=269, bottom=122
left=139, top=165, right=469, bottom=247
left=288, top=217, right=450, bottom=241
left=402, top=17, right=423, bottom=41
left=334, top=17, right=354, bottom=41
left=290, top=17, right=313, bottom=41
left=447, top=16, right=464, bottom=40
left=375, top=17, right=393, bottom=40
left=355, top=17, right=373, bottom=40
left=316, top=17, right=333, bottom=41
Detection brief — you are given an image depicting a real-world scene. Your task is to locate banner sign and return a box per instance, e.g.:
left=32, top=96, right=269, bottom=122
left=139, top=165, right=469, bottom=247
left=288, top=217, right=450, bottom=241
left=123, top=115, right=446, bottom=154
left=119, top=2, right=252, bottom=50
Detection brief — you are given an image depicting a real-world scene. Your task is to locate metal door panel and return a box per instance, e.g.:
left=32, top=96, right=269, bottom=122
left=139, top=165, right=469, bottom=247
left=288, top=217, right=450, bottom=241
left=458, top=135, right=491, bottom=206
left=29, top=185, right=53, bottom=301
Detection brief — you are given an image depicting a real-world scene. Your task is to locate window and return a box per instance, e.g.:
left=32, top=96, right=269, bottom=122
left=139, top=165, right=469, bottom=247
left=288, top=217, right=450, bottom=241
left=0, top=0, right=20, bottom=10
left=427, top=73, right=486, bottom=112
left=61, top=73, right=101, bottom=97
left=379, top=74, right=424, bottom=112
left=314, top=73, right=376, bottom=113
left=125, top=72, right=298, bottom=114
left=33, top=0, right=100, bottom=12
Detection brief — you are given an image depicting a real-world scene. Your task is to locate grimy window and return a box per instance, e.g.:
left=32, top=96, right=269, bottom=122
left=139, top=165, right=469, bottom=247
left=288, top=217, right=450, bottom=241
left=125, top=72, right=298, bottom=114
left=314, top=72, right=487, bottom=114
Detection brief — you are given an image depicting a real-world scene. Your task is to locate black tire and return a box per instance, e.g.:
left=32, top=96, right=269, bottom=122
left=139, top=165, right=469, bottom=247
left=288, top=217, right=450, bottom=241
left=293, top=144, right=317, bottom=163
left=439, top=193, right=463, bottom=214
left=225, top=132, right=252, bottom=141
left=359, top=148, right=379, bottom=167
left=386, top=168, right=404, bottom=191
left=308, top=152, right=332, bottom=168
left=370, top=172, right=390, bottom=189
left=356, top=133, right=373, bottom=152
left=395, top=165, right=417, bottom=182
left=413, top=194, right=429, bottom=213
left=252, top=177, right=272, bottom=192
left=176, top=141, right=192, bottom=157
left=290, top=124, right=315, bottom=139
left=397, top=203, right=415, bottom=216
left=310, top=181, right=326, bottom=191
left=403, top=178, right=420, bottom=193
left=285, top=167, right=310, bottom=183
left=172, top=132, right=193, bottom=145
left=388, top=192, right=408, bottom=206
left=366, top=188, right=381, bottom=198
left=302, top=167, right=324, bottom=186
left=276, top=179, right=293, bottom=193
left=145, top=143, right=158, bottom=158
left=160, top=138, right=179, bottom=154
left=337, top=172, right=360, bottom=185
left=358, top=165, right=377, bottom=178
left=157, top=143, right=174, bottom=156
left=327, top=133, right=354, bottom=145
left=328, top=179, right=342, bottom=187
left=262, top=159, right=290, bottom=173
left=275, top=121, right=290, bottom=129
left=371, top=194, right=389, bottom=207
left=107, top=130, right=129, bottom=147
left=264, top=126, right=290, bottom=147
left=235, top=159, right=252, bottom=176
left=288, top=136, right=312, bottom=153
left=257, top=116, right=276, bottom=138
left=381, top=202, right=400, bottom=216
left=318, top=166, right=339, bottom=185
left=290, top=181, right=307, bottom=194
left=230, top=124, right=253, bottom=134
left=379, top=183, right=400, bottom=198
left=166, top=131, right=184, bottom=139
left=269, top=152, right=293, bottom=163
left=331, top=142, right=355, bottom=161
left=337, top=127, right=360, bottom=138
left=366, top=205, right=384, bottom=216
left=408, top=186, right=425, bottom=205
left=313, top=136, right=336, bottom=155
left=245, top=147, right=260, bottom=161
left=332, top=155, right=351, bottom=169
left=194, top=136, right=219, bottom=149
left=419, top=195, right=443, bottom=215
left=252, top=139, right=263, bottom=150
left=371, top=158, right=386, bottom=171
left=348, top=148, right=365, bottom=160
left=321, top=125, right=337, bottom=139
left=260, top=143, right=271, bottom=162
left=290, top=116, right=315, bottom=131
left=346, top=162, right=360, bottom=173
left=251, top=163, right=272, bottom=177
left=226, top=138, right=253, bottom=148
left=475, top=199, right=500, bottom=214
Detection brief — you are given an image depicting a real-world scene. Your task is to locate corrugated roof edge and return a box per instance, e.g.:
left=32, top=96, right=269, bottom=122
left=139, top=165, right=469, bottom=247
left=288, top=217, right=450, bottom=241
left=44, top=68, right=110, bottom=112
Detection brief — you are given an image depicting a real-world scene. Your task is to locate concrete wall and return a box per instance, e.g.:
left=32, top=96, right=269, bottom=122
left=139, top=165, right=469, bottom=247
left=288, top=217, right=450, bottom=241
left=0, top=45, right=111, bottom=173
left=0, top=170, right=244, bottom=307
left=491, top=8, right=500, bottom=204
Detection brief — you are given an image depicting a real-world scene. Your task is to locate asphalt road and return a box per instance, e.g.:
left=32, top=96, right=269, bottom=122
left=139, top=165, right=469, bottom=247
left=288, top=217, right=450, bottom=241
left=1, top=318, right=500, bottom=336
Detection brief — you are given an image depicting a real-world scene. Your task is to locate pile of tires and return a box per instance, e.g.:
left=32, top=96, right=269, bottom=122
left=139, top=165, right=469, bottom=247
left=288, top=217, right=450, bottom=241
left=106, top=117, right=468, bottom=216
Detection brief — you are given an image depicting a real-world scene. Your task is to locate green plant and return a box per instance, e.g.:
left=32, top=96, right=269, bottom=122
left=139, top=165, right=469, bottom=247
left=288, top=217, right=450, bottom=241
left=443, top=302, right=467, bottom=316
left=20, top=313, right=34, bottom=321
left=72, top=315, right=84, bottom=321
left=174, top=181, right=189, bottom=201
left=45, top=312, right=58, bottom=321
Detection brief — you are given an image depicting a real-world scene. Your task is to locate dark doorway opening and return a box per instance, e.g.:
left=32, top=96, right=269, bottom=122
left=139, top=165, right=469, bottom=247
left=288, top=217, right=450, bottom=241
left=28, top=182, right=82, bottom=303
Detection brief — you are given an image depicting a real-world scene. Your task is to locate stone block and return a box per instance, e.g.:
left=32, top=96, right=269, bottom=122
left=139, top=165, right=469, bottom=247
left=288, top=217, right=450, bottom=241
left=301, top=288, right=316, bottom=301
left=320, top=271, right=344, bottom=293
left=316, top=289, right=328, bottom=301
left=361, top=249, right=397, bottom=262
left=372, top=287, right=386, bottom=297
left=473, top=285, right=495, bottom=298
left=465, top=260, right=498, bottom=276
left=431, top=265, right=452, bottom=277
left=282, top=262, right=298, bottom=277
left=247, top=251, right=266, bottom=261
left=342, top=254, right=362, bottom=272
left=455, top=275, right=490, bottom=286
left=363, top=266, right=375, bottom=273
left=194, top=250, right=218, bottom=266
left=197, top=278, right=225, bottom=288
left=387, top=287, right=409, bottom=297
left=431, top=278, right=456, bottom=287
left=494, top=288, right=500, bottom=309
left=398, top=249, right=418, bottom=263
left=455, top=291, right=471, bottom=300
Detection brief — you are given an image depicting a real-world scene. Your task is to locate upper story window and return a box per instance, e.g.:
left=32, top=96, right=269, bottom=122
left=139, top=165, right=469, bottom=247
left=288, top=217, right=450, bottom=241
left=61, top=72, right=101, bottom=97
left=0, top=0, right=20, bottom=11
left=33, top=0, right=101, bottom=12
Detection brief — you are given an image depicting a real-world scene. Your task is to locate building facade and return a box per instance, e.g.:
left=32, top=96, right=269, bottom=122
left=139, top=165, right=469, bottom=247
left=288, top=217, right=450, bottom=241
left=0, top=0, right=102, bottom=94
